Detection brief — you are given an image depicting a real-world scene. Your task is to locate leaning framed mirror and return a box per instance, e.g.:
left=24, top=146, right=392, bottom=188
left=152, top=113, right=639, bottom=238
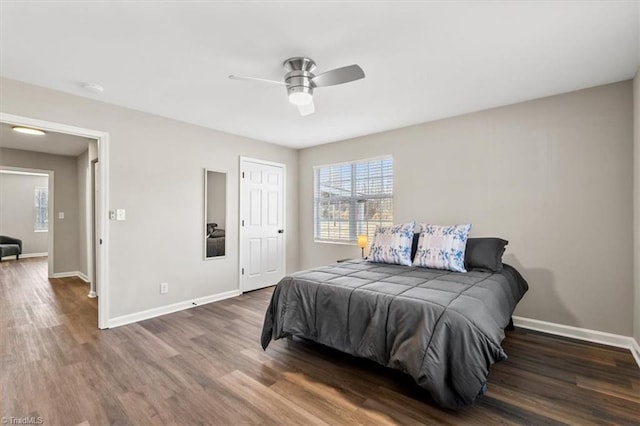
left=204, top=169, right=227, bottom=259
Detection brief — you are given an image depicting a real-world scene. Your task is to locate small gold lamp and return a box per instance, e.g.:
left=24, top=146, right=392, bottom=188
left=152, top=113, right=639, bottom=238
left=357, top=234, right=368, bottom=258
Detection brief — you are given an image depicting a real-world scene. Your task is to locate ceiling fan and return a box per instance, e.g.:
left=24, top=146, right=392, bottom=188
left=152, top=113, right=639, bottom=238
left=229, top=57, right=365, bottom=116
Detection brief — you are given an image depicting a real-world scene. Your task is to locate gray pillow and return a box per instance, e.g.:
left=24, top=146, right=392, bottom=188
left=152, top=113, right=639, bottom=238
left=410, top=233, right=420, bottom=261
left=210, top=229, right=225, bottom=238
left=464, top=238, right=508, bottom=272
left=206, top=223, right=218, bottom=236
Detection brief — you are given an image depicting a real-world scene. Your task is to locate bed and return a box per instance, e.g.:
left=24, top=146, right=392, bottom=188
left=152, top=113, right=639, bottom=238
left=206, top=223, right=225, bottom=257
left=206, top=234, right=225, bottom=257
left=261, top=258, right=528, bottom=409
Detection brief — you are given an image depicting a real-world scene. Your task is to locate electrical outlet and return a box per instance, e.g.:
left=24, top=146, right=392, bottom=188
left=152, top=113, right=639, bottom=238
left=160, top=282, right=169, bottom=294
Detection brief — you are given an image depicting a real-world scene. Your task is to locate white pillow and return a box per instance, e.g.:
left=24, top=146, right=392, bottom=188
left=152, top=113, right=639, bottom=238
left=413, top=224, right=472, bottom=272
left=369, top=222, right=415, bottom=266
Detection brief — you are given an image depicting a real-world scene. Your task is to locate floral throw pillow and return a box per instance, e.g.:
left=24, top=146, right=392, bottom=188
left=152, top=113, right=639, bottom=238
left=413, top=224, right=472, bottom=272
left=369, top=222, right=415, bottom=266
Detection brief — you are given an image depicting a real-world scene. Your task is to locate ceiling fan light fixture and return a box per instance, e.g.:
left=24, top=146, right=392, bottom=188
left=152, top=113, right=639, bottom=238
left=12, top=126, right=46, bottom=136
left=288, top=91, right=313, bottom=106
left=230, top=56, right=364, bottom=116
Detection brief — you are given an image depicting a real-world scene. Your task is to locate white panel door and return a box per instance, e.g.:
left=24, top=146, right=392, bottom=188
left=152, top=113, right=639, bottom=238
left=240, top=159, right=285, bottom=292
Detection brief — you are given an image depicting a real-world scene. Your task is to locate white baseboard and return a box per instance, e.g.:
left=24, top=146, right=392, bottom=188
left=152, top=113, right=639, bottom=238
left=513, top=316, right=640, bottom=368
left=52, top=271, right=80, bottom=279
left=52, top=271, right=90, bottom=283
left=21, top=252, right=48, bottom=258
left=107, top=289, right=242, bottom=328
left=1, top=252, right=47, bottom=260
left=631, top=338, right=640, bottom=368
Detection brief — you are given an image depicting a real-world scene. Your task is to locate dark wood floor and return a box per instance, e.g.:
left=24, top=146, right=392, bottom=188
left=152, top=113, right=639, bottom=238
left=1, top=258, right=639, bottom=425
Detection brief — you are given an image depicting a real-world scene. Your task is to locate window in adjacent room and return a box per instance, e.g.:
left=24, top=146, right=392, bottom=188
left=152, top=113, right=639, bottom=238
left=34, top=186, right=48, bottom=232
left=314, top=156, right=393, bottom=243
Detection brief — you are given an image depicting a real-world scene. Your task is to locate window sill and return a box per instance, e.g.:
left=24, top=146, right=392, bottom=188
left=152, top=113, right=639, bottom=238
left=34, top=230, right=48, bottom=233
left=314, top=239, right=357, bottom=246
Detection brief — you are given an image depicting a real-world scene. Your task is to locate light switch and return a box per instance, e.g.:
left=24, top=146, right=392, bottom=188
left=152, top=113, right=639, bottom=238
left=116, top=209, right=126, bottom=221
left=58, top=212, right=64, bottom=219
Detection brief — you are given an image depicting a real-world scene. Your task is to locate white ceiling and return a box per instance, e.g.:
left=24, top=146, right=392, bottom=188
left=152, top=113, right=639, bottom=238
left=0, top=123, right=90, bottom=157
left=0, top=1, right=638, bottom=149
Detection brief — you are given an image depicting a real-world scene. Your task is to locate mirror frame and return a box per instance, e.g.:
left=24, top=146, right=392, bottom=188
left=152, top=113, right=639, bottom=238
left=203, top=168, right=228, bottom=260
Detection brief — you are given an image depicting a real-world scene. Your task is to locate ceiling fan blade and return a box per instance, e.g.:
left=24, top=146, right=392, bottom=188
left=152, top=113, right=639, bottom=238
left=297, top=100, right=315, bottom=116
left=312, top=64, right=365, bottom=87
left=228, top=75, right=288, bottom=86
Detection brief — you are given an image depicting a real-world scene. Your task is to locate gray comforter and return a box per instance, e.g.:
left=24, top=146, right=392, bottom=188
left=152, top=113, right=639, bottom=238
left=261, top=259, right=528, bottom=409
left=206, top=236, right=225, bottom=257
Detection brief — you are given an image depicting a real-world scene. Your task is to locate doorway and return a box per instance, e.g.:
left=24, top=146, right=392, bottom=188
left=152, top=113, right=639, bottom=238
left=0, top=167, right=54, bottom=274
left=0, top=113, right=110, bottom=329
left=239, top=157, right=286, bottom=292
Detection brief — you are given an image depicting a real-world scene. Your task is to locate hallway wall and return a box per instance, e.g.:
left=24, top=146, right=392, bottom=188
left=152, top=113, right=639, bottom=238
left=0, top=172, right=49, bottom=255
left=0, top=148, right=80, bottom=273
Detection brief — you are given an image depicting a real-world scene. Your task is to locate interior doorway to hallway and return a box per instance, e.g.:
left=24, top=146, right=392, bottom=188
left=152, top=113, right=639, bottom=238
left=0, top=113, right=110, bottom=329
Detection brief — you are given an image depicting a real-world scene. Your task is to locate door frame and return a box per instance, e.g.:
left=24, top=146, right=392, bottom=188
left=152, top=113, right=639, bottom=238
left=238, top=156, right=286, bottom=293
left=0, top=166, right=54, bottom=276
left=0, top=112, right=110, bottom=329
left=89, top=158, right=99, bottom=298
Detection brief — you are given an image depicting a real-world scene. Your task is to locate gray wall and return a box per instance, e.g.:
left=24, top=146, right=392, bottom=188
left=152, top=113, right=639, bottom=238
left=2, top=76, right=633, bottom=336
left=206, top=171, right=226, bottom=229
left=0, top=172, right=49, bottom=254
left=299, top=81, right=634, bottom=336
left=0, top=148, right=81, bottom=273
left=0, top=77, right=299, bottom=320
left=634, top=70, right=640, bottom=344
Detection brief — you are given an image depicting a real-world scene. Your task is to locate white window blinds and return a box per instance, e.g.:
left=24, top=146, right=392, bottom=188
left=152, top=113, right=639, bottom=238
left=34, top=187, right=48, bottom=231
left=314, top=157, right=393, bottom=243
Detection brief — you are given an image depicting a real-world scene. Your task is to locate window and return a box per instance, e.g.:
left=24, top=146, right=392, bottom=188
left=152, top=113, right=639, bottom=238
left=314, top=157, right=393, bottom=243
left=34, top=187, right=48, bottom=232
